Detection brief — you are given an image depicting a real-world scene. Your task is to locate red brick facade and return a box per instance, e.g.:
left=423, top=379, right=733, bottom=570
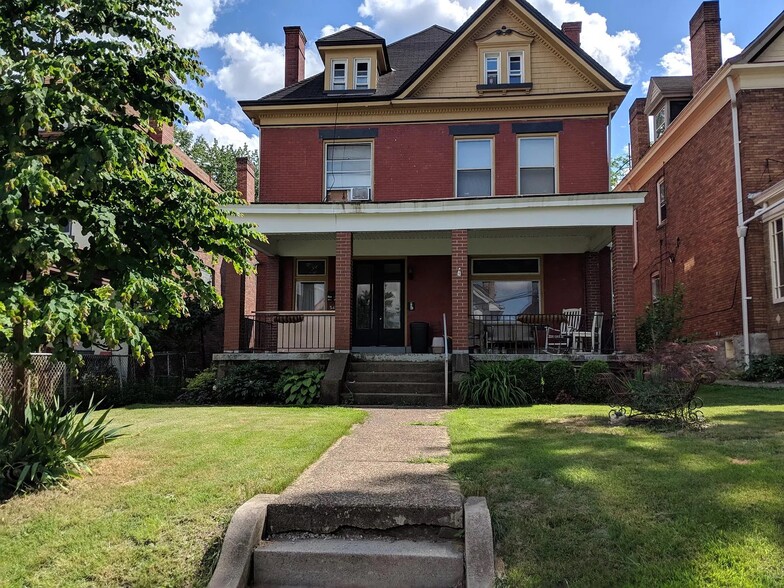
left=612, top=226, right=636, bottom=353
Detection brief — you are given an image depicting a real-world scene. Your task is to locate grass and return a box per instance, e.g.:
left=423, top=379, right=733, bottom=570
left=0, top=405, right=364, bottom=587
left=447, top=385, right=784, bottom=587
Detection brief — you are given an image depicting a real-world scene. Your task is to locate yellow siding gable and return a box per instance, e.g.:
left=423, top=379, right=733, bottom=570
left=412, top=3, right=600, bottom=99
left=755, top=31, right=784, bottom=63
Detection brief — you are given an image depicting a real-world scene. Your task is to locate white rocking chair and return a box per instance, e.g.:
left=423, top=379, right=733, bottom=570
left=545, top=308, right=582, bottom=354
left=572, top=312, right=604, bottom=353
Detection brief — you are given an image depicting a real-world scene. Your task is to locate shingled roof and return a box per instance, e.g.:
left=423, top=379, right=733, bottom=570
left=315, top=26, right=385, bottom=45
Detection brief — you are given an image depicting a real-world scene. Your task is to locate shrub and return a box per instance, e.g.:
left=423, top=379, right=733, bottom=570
left=459, top=362, right=533, bottom=407
left=741, top=355, right=784, bottom=382
left=178, top=368, right=218, bottom=404
left=0, top=398, right=125, bottom=497
left=576, top=360, right=611, bottom=403
left=636, top=283, right=685, bottom=352
left=210, top=363, right=283, bottom=405
left=508, top=358, right=542, bottom=399
left=542, top=359, right=575, bottom=402
left=277, top=370, right=325, bottom=405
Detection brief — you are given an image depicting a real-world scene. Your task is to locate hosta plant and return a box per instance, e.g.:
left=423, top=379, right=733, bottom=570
left=277, top=370, right=325, bottom=406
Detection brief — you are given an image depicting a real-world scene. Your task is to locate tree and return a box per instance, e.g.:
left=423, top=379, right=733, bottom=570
left=0, top=0, right=261, bottom=435
left=610, top=151, right=631, bottom=189
left=174, top=126, right=259, bottom=196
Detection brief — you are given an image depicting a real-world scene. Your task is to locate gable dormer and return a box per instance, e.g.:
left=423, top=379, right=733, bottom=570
left=475, top=26, right=534, bottom=92
left=315, top=27, right=391, bottom=93
left=644, top=77, right=693, bottom=142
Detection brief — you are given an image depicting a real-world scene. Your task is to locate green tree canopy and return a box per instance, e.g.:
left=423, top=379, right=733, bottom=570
left=174, top=126, right=259, bottom=197
left=0, top=0, right=260, bottom=427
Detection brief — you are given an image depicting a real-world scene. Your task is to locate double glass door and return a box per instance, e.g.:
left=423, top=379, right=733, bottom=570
left=353, top=260, right=405, bottom=348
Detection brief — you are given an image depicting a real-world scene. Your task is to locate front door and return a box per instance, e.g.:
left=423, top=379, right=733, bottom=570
left=353, top=260, right=405, bottom=348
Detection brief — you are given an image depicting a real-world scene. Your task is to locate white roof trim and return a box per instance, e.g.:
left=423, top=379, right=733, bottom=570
left=229, top=192, right=645, bottom=235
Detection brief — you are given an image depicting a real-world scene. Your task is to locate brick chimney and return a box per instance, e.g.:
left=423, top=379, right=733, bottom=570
left=284, top=26, right=307, bottom=87
left=150, top=122, right=174, bottom=145
left=561, top=22, right=582, bottom=47
left=236, top=157, right=256, bottom=203
left=629, top=98, right=651, bottom=167
left=690, top=1, right=722, bottom=94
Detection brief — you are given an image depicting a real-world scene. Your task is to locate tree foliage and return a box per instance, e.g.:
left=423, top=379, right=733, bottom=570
left=0, top=0, right=261, bottom=428
left=174, top=126, right=259, bottom=197
left=636, top=283, right=685, bottom=352
left=610, top=151, right=631, bottom=189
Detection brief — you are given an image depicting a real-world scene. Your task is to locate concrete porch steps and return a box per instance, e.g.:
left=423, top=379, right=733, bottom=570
left=343, top=358, right=447, bottom=407
left=253, top=536, right=464, bottom=588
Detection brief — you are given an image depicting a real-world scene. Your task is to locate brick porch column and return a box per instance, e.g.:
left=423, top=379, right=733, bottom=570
left=257, top=254, right=280, bottom=352
left=585, top=252, right=601, bottom=316
left=451, top=229, right=469, bottom=352
left=611, top=226, right=636, bottom=353
left=335, top=232, right=353, bottom=351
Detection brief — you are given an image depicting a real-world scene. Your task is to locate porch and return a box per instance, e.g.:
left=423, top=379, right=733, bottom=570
left=224, top=193, right=644, bottom=356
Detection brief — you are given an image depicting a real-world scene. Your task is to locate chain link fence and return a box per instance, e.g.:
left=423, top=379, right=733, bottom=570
left=0, top=351, right=204, bottom=407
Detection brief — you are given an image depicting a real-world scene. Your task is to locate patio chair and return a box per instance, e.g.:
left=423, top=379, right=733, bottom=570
left=572, top=312, right=604, bottom=353
left=545, top=308, right=582, bottom=354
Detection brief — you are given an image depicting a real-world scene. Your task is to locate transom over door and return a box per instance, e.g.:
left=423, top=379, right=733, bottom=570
left=352, top=260, right=405, bottom=348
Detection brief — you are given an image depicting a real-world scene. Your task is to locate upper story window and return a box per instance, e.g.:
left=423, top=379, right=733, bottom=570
left=508, top=52, right=523, bottom=84
left=484, top=53, right=500, bottom=85
left=354, top=59, right=370, bottom=90
left=770, top=218, right=784, bottom=303
left=456, top=139, right=493, bottom=197
left=331, top=60, right=347, bottom=90
left=519, top=136, right=557, bottom=195
left=657, top=177, right=667, bottom=225
left=654, top=106, right=666, bottom=141
left=325, top=142, right=372, bottom=201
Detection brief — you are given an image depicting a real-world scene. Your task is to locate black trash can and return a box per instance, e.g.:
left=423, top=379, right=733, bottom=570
left=410, top=321, right=430, bottom=354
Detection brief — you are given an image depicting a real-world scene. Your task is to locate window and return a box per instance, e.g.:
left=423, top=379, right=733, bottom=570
left=472, top=258, right=540, bottom=275
left=354, top=59, right=370, bottom=90
left=295, top=258, right=327, bottom=311
left=519, top=137, right=557, bottom=195
left=651, top=273, right=662, bottom=302
left=508, top=52, right=523, bottom=84
left=471, top=258, right=542, bottom=317
left=770, top=218, right=784, bottom=303
left=484, top=53, right=500, bottom=85
left=657, top=177, right=667, bottom=225
left=200, top=268, right=214, bottom=286
left=654, top=106, right=666, bottom=140
left=331, top=60, right=347, bottom=90
left=456, top=139, right=493, bottom=197
left=325, top=143, right=372, bottom=200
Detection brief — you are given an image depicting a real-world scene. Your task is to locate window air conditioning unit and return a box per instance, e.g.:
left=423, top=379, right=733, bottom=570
left=348, top=187, right=371, bottom=201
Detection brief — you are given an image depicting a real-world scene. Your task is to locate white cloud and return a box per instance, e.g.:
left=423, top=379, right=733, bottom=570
left=170, top=0, right=225, bottom=49
left=214, top=32, right=323, bottom=100
left=320, top=22, right=375, bottom=38
left=187, top=119, right=258, bottom=151
left=355, top=0, right=640, bottom=83
left=641, top=80, right=650, bottom=94
left=659, top=32, right=743, bottom=76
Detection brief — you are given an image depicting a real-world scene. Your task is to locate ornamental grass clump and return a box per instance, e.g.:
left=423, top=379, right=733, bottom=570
left=0, top=398, right=125, bottom=498
left=459, top=361, right=533, bottom=407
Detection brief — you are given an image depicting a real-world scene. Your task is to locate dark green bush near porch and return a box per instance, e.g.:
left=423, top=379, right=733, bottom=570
left=277, top=370, right=325, bottom=405
left=508, top=358, right=542, bottom=399
left=177, top=368, right=218, bottom=404
left=542, top=359, right=576, bottom=402
left=460, top=362, right=533, bottom=407
left=178, top=363, right=283, bottom=405
left=741, top=355, right=784, bottom=382
left=576, top=359, right=611, bottom=403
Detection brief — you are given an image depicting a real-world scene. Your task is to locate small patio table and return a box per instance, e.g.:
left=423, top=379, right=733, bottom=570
left=515, top=313, right=566, bottom=353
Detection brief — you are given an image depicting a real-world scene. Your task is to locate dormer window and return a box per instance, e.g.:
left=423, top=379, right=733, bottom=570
left=354, top=59, right=370, bottom=90
left=331, top=60, right=347, bottom=90
left=484, top=53, right=500, bottom=85
left=654, top=106, right=666, bottom=141
left=508, top=52, right=523, bottom=84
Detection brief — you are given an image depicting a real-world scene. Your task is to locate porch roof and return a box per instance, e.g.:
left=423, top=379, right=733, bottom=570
left=230, top=192, right=645, bottom=236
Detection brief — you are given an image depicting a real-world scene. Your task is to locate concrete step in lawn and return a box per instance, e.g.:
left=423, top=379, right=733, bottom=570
left=254, top=536, right=464, bottom=588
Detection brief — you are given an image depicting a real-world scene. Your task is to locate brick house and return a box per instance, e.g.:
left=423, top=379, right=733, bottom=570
left=617, top=2, right=784, bottom=366
left=222, top=0, right=644, bottom=357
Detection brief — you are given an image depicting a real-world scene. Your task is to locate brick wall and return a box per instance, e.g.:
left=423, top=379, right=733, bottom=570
left=259, top=118, right=609, bottom=202
left=542, top=254, right=585, bottom=313
left=585, top=252, right=601, bottom=315
left=406, top=255, right=453, bottom=340
left=335, top=233, right=353, bottom=350
left=612, top=226, right=636, bottom=352
left=451, top=230, right=469, bottom=351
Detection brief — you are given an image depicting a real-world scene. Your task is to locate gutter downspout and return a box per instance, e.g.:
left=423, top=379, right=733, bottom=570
left=727, top=76, right=751, bottom=369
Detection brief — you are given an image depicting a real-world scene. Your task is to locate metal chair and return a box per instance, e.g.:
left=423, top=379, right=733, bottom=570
left=545, top=308, right=582, bottom=353
left=572, top=312, right=604, bottom=353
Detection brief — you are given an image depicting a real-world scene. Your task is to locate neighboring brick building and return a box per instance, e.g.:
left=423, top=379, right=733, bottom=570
left=617, top=2, right=784, bottom=364
left=225, top=0, right=645, bottom=355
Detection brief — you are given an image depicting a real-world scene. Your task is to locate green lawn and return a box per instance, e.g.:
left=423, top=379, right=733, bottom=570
left=0, top=405, right=364, bottom=587
left=447, top=385, right=784, bottom=587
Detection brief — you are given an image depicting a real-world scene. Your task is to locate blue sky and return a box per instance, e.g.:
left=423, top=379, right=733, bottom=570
left=171, top=0, right=782, bottom=158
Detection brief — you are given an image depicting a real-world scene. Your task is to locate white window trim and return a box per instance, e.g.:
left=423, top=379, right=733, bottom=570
left=657, top=177, right=667, bottom=226
left=507, top=51, right=524, bottom=84
left=353, top=58, right=371, bottom=90
left=331, top=59, right=347, bottom=90
left=483, top=52, right=500, bottom=85
left=455, top=137, right=495, bottom=198
left=770, top=218, right=784, bottom=304
left=517, top=135, right=559, bottom=196
left=323, top=140, right=374, bottom=200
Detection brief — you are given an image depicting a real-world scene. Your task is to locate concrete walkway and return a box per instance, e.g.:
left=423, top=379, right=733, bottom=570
left=266, top=408, right=464, bottom=534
